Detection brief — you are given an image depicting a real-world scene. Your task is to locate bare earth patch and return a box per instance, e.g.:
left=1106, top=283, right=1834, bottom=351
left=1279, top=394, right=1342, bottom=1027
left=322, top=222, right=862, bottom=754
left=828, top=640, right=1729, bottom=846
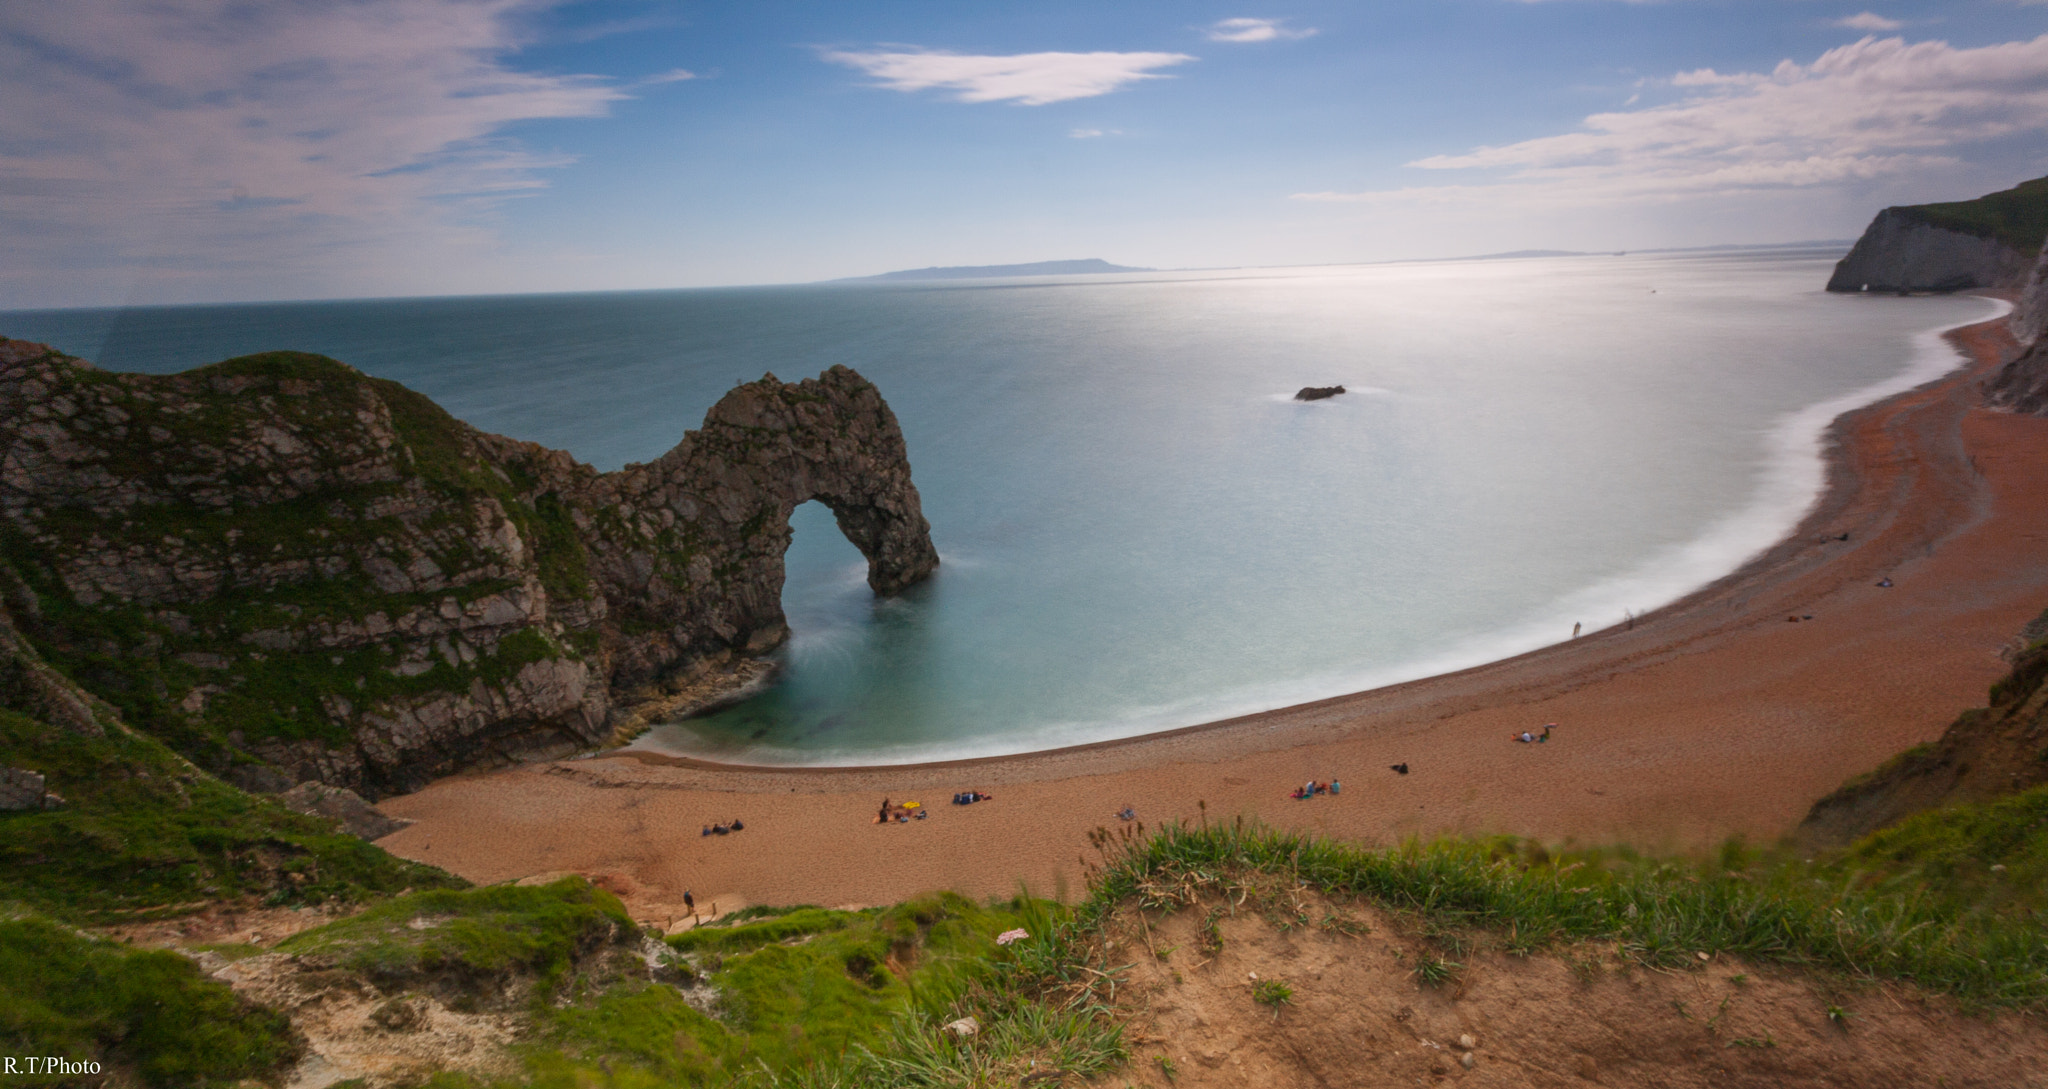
left=96, top=898, right=359, bottom=949
left=206, top=951, right=523, bottom=1089
left=1094, top=893, right=2048, bottom=1088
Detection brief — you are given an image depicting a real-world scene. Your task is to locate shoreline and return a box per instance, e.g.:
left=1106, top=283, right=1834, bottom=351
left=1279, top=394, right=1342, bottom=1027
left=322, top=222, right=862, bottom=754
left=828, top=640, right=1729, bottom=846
left=617, top=300, right=2014, bottom=773
left=379, top=305, right=2048, bottom=925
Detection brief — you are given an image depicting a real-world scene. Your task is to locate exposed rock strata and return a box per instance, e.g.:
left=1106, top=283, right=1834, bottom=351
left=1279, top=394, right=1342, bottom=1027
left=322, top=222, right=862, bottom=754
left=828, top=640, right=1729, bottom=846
left=1825, top=207, right=2035, bottom=294
left=0, top=339, right=936, bottom=796
left=1985, top=246, right=2048, bottom=413
left=2011, top=245, right=2048, bottom=349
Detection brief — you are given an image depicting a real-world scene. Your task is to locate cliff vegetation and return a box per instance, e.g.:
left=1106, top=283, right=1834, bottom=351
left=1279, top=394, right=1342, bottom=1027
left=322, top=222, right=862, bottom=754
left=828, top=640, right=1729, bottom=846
left=1827, top=173, right=2048, bottom=293
left=0, top=337, right=936, bottom=799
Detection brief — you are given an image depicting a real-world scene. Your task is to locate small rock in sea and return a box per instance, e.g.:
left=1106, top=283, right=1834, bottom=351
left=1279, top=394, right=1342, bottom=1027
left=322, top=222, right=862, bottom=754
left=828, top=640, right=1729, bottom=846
left=1294, top=385, right=1346, bottom=401
left=1459, top=1052, right=1477, bottom=1069
left=1458, top=1034, right=1476, bottom=1050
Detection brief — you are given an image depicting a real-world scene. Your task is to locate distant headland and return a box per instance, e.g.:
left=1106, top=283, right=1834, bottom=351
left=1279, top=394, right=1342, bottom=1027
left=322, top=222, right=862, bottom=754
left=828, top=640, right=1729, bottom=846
left=838, top=258, right=1153, bottom=282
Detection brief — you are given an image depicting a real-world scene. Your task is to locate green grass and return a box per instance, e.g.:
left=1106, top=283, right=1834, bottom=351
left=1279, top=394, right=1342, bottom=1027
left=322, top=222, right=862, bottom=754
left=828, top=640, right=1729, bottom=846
left=0, top=914, right=300, bottom=1088
left=1078, top=815, right=2048, bottom=1007
left=276, top=878, right=635, bottom=994
left=1898, top=173, right=2048, bottom=253
left=379, top=889, right=1126, bottom=1089
left=1834, top=782, right=2048, bottom=919
left=0, top=708, right=458, bottom=919
left=1251, top=977, right=1293, bottom=1007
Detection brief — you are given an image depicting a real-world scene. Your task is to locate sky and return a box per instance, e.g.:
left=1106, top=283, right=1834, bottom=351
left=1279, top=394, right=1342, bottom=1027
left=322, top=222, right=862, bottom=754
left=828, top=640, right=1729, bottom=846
left=3, top=0, right=2047, bottom=308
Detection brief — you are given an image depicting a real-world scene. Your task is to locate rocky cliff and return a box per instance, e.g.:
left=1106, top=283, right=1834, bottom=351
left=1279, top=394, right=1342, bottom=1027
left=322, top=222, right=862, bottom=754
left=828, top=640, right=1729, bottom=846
left=1827, top=175, right=2048, bottom=294
left=0, top=338, right=936, bottom=796
left=1984, top=243, right=2048, bottom=412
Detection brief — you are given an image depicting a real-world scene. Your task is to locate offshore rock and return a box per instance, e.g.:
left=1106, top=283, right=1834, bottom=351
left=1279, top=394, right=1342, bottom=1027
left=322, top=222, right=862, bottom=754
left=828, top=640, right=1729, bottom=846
left=1293, top=385, right=1346, bottom=402
left=0, top=340, right=936, bottom=796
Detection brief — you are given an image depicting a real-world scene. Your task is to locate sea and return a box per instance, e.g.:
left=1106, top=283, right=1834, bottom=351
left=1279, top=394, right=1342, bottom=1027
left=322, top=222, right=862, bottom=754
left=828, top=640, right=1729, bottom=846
left=1, top=251, right=2002, bottom=766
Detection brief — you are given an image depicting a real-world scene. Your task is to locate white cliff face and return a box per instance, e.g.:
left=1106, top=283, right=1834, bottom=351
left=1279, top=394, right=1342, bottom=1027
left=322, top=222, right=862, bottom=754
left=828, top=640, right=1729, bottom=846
left=1826, top=208, right=2035, bottom=295
left=1987, top=252, right=2048, bottom=415
left=0, top=341, right=935, bottom=797
left=2009, top=247, right=2048, bottom=350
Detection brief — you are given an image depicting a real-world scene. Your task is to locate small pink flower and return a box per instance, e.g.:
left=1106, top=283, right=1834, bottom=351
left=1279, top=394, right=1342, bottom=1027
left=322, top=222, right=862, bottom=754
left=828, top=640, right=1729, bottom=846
left=995, top=928, right=1030, bottom=946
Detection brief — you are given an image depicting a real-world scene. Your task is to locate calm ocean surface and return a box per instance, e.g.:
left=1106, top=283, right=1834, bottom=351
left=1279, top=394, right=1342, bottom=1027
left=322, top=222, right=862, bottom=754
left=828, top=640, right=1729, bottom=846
left=2, top=252, right=1999, bottom=765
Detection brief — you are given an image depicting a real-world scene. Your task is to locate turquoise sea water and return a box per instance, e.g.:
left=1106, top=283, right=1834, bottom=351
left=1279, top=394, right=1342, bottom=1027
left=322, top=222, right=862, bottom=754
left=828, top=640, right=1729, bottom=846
left=2, top=252, right=1999, bottom=765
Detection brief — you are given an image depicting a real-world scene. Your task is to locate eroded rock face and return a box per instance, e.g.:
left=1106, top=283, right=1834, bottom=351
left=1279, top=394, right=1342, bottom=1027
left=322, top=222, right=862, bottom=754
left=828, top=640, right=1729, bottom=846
left=1825, top=208, right=2035, bottom=294
left=1826, top=206, right=2031, bottom=292
left=0, top=341, right=936, bottom=796
left=2012, top=247, right=2048, bottom=350
left=1986, top=249, right=2048, bottom=414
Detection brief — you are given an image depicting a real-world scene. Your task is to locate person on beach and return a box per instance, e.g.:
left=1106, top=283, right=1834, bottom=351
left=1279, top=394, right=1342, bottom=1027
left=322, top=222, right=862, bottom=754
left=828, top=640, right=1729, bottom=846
left=683, top=890, right=695, bottom=916
left=701, top=825, right=712, bottom=837
left=1514, top=731, right=1535, bottom=743
left=730, top=818, right=744, bottom=831
left=1390, top=763, right=1409, bottom=775
left=1573, top=622, right=1581, bottom=638
left=1539, top=724, right=1554, bottom=742
left=1330, top=780, right=1342, bottom=795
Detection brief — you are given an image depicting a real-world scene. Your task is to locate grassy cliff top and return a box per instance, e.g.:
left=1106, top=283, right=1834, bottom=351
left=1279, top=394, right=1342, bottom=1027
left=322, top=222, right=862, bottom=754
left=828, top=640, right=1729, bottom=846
left=1898, top=174, right=2048, bottom=254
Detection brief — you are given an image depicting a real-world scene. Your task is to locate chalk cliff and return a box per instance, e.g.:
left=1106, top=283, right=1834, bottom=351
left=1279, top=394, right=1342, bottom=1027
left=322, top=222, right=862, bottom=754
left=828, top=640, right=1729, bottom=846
left=1826, top=207, right=2034, bottom=294
left=0, top=338, right=936, bottom=796
left=1827, top=175, right=2048, bottom=294
left=1985, top=246, right=2048, bottom=413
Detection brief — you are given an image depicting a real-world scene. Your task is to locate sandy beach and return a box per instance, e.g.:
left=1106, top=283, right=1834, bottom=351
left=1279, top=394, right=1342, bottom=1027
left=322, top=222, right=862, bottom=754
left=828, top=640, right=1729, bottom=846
left=378, top=310, right=2048, bottom=928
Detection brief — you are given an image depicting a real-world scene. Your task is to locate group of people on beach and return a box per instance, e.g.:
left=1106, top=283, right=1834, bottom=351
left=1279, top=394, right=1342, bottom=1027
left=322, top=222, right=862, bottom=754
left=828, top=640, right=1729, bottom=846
left=1511, top=724, right=1556, bottom=744
left=1290, top=780, right=1340, bottom=799
left=951, top=790, right=992, bottom=805
left=876, top=798, right=928, bottom=823
left=700, top=818, right=746, bottom=836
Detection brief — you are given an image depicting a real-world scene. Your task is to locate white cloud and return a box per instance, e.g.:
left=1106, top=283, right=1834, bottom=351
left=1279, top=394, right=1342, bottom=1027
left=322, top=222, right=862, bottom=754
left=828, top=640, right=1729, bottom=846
left=642, top=68, right=701, bottom=85
left=1835, top=12, right=1904, bottom=31
left=1204, top=18, right=1318, bottom=43
left=0, top=0, right=622, bottom=305
left=1069, top=128, right=1123, bottom=138
left=822, top=48, right=1195, bottom=105
left=1296, top=34, right=2048, bottom=207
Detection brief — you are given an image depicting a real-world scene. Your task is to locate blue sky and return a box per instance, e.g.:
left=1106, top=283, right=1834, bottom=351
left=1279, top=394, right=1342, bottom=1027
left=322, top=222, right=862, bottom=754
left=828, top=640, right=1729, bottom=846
left=3, top=0, right=2046, bottom=307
